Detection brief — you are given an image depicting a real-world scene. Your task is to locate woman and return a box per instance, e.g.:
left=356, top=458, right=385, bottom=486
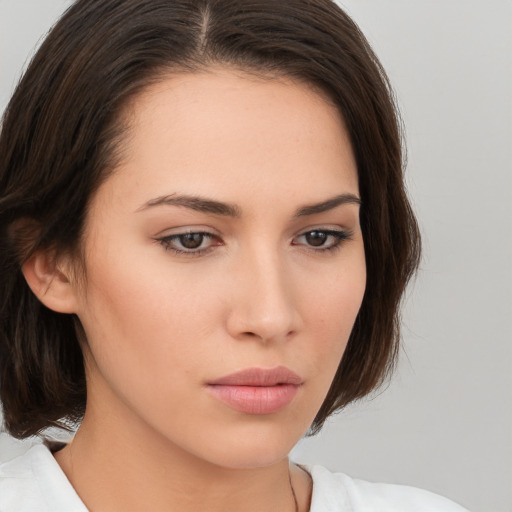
left=0, top=1, right=469, bottom=510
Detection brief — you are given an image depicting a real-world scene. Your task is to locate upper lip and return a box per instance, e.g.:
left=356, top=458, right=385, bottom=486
left=208, top=366, right=303, bottom=386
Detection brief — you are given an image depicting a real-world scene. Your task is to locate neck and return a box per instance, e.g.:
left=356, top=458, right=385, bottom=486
left=54, top=396, right=310, bottom=512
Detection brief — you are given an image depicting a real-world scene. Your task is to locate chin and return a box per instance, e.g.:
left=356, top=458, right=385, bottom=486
left=187, top=419, right=307, bottom=470
left=206, top=445, right=291, bottom=470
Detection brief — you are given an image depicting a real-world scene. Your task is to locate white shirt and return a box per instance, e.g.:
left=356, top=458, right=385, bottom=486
left=0, top=434, right=469, bottom=511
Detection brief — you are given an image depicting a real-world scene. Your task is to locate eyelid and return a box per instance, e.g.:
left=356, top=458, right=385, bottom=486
left=153, top=224, right=221, bottom=238
left=155, top=229, right=222, bottom=256
left=292, top=227, right=354, bottom=252
left=154, top=225, right=354, bottom=257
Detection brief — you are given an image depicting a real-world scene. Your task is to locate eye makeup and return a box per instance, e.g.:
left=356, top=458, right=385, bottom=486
left=155, top=227, right=354, bottom=257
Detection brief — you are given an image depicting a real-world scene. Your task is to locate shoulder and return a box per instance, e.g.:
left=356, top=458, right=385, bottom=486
left=306, top=464, right=470, bottom=512
left=0, top=432, right=87, bottom=512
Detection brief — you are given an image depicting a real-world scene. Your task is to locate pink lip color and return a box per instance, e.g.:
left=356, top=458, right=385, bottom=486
left=206, top=366, right=303, bottom=415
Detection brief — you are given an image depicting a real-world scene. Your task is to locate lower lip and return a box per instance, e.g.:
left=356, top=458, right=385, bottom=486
left=206, top=384, right=300, bottom=414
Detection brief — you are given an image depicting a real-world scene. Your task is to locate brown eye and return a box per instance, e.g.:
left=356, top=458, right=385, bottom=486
left=293, top=229, right=352, bottom=253
left=305, top=231, right=328, bottom=247
left=157, top=231, right=219, bottom=255
left=179, top=233, right=205, bottom=249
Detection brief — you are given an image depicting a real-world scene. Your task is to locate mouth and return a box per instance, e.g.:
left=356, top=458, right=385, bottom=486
left=206, top=366, right=303, bottom=415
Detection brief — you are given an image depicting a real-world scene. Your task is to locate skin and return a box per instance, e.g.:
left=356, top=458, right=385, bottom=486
left=27, top=68, right=366, bottom=512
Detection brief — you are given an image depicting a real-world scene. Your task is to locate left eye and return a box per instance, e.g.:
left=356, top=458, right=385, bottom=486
left=293, top=229, right=351, bottom=251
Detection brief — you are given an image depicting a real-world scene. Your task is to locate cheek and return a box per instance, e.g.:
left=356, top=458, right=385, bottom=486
left=304, top=248, right=366, bottom=328
left=76, top=245, right=233, bottom=400
left=76, top=266, right=212, bottom=434
left=299, top=252, right=366, bottom=371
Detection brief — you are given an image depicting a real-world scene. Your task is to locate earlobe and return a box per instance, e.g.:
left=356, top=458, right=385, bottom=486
left=22, top=250, right=79, bottom=314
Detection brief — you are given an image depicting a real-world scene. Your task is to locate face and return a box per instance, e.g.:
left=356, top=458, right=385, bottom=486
left=71, top=68, right=366, bottom=469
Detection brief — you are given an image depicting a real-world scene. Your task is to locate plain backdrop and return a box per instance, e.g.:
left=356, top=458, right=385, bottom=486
left=1, top=1, right=511, bottom=511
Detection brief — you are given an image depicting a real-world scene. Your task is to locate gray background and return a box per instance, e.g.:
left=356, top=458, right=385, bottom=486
left=1, top=1, right=510, bottom=511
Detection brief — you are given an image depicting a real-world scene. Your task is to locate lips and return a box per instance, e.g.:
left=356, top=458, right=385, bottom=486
left=206, top=366, right=303, bottom=415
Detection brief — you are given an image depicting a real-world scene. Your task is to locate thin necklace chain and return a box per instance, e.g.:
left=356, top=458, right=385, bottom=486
left=289, top=467, right=299, bottom=512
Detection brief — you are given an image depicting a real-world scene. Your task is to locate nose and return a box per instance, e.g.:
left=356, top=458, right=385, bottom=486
left=225, top=247, right=301, bottom=344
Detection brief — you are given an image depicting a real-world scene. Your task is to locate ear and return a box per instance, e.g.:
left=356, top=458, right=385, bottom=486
left=22, top=250, right=80, bottom=314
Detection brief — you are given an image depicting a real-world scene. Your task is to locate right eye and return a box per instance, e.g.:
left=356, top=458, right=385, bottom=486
left=156, top=231, right=220, bottom=256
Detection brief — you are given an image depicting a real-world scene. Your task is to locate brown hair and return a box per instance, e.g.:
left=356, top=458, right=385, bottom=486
left=0, top=0, right=420, bottom=438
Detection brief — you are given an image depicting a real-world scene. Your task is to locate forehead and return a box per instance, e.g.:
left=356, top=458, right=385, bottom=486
left=95, top=68, right=359, bottom=215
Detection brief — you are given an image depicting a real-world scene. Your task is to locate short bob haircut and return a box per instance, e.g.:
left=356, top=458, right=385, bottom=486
left=0, top=0, right=420, bottom=439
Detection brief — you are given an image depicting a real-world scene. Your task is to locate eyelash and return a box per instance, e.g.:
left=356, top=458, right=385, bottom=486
left=157, top=232, right=219, bottom=257
left=156, top=228, right=353, bottom=257
left=292, top=229, right=353, bottom=254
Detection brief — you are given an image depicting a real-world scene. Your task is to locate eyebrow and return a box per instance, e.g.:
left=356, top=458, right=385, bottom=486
left=136, top=194, right=241, bottom=217
left=294, top=193, right=361, bottom=217
left=136, top=192, right=361, bottom=217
